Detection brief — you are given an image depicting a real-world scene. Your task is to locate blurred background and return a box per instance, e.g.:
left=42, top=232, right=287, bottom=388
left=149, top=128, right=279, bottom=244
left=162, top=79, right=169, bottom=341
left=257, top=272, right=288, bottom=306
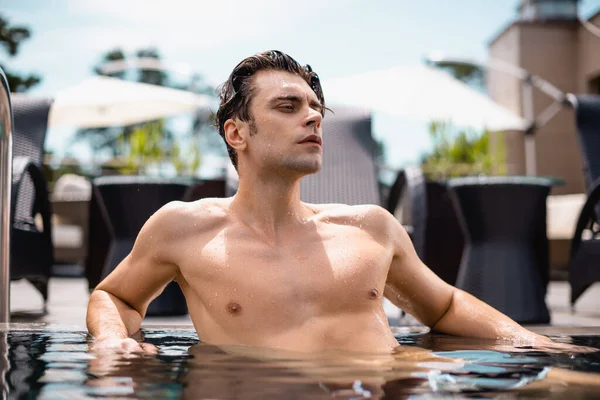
left=2, top=0, right=598, bottom=187
left=3, top=0, right=600, bottom=320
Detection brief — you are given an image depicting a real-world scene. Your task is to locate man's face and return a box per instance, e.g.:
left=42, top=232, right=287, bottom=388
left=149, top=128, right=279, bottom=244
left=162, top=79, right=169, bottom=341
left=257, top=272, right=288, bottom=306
left=242, top=70, right=324, bottom=176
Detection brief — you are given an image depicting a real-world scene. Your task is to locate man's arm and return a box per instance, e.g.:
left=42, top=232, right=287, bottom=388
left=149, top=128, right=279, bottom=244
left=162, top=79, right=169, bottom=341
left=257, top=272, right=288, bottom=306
left=380, top=208, right=549, bottom=344
left=86, top=202, right=185, bottom=352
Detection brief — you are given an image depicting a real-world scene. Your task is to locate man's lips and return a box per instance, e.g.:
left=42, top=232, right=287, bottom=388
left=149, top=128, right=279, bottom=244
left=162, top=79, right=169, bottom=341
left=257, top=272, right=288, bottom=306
left=298, top=134, right=322, bottom=146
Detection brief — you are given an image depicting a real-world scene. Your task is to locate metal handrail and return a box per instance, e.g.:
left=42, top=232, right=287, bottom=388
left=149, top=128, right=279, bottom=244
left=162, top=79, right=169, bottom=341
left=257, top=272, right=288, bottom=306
left=0, top=68, right=12, bottom=323
left=425, top=54, right=568, bottom=103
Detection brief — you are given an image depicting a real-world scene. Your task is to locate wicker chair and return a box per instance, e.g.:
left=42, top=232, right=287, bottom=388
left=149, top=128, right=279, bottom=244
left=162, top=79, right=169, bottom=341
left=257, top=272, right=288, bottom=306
left=300, top=107, right=381, bottom=206
left=568, top=94, right=600, bottom=306
left=392, top=167, right=427, bottom=258
left=85, top=176, right=193, bottom=316
left=391, top=167, right=464, bottom=285
left=385, top=168, right=407, bottom=217
left=10, top=94, right=54, bottom=311
left=183, top=178, right=226, bottom=201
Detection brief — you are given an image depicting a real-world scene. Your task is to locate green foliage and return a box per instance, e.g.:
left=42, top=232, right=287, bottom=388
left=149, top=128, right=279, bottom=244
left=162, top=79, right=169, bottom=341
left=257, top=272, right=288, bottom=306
left=0, top=15, right=41, bottom=92
left=171, top=139, right=201, bottom=177
left=422, top=62, right=509, bottom=180
left=421, top=121, right=506, bottom=180
left=115, top=121, right=201, bottom=176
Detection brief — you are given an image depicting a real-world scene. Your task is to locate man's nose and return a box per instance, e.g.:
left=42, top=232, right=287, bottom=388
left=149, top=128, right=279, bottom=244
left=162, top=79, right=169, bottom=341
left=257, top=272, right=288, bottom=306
left=305, top=108, right=323, bottom=128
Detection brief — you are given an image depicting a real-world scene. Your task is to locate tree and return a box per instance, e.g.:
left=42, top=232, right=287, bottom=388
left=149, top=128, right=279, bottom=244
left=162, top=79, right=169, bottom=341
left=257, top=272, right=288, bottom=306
left=135, top=47, right=168, bottom=86
left=431, top=61, right=486, bottom=94
left=92, top=48, right=127, bottom=80
left=72, top=47, right=172, bottom=158
left=0, top=15, right=41, bottom=92
left=69, top=46, right=221, bottom=176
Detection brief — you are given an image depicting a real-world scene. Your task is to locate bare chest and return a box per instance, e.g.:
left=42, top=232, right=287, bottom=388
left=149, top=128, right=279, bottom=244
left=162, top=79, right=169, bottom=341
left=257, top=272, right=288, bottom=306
left=178, top=224, right=393, bottom=317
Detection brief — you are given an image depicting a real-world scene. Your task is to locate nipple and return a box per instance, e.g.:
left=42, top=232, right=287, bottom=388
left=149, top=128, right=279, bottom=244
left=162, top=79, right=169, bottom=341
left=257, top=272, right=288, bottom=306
left=226, top=301, right=242, bottom=315
left=368, top=289, right=379, bottom=300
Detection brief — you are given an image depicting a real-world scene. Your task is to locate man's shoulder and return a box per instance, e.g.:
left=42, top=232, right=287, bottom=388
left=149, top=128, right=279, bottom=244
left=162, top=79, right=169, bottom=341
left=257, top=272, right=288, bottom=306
left=149, top=197, right=232, bottom=236
left=311, top=203, right=411, bottom=251
left=309, top=203, right=393, bottom=226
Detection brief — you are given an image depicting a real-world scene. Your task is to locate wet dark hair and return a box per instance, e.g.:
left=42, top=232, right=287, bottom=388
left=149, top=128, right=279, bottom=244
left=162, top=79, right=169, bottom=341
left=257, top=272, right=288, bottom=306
left=215, top=50, right=326, bottom=170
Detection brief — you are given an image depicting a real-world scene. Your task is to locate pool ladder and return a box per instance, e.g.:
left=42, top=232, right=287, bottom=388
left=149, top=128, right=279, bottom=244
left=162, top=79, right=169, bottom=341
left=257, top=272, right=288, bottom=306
left=0, top=69, right=12, bottom=323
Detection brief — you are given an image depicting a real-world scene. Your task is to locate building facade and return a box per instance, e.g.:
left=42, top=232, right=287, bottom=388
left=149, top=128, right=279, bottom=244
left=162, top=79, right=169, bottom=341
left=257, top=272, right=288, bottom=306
left=488, top=0, right=600, bottom=194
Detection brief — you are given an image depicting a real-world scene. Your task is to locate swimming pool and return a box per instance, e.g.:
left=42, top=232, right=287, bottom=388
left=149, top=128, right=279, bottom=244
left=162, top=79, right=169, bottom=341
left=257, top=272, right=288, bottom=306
left=1, top=324, right=599, bottom=399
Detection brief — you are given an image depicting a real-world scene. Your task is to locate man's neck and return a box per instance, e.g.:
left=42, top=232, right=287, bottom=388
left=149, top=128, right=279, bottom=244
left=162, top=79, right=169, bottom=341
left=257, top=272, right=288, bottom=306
left=230, top=170, right=314, bottom=242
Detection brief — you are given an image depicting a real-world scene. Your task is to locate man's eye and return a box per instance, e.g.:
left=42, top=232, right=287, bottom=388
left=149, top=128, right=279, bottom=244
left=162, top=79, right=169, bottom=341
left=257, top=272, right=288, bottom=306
left=279, top=104, right=294, bottom=111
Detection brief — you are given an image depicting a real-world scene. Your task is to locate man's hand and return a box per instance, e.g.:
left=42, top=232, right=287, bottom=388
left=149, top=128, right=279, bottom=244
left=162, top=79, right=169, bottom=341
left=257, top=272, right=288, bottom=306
left=526, top=336, right=598, bottom=354
left=88, top=337, right=158, bottom=383
left=479, top=334, right=598, bottom=354
left=90, top=337, right=158, bottom=355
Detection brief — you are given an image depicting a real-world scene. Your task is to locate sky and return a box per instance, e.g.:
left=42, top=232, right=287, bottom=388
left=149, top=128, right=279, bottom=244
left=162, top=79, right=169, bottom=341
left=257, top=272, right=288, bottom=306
left=3, top=0, right=600, bottom=172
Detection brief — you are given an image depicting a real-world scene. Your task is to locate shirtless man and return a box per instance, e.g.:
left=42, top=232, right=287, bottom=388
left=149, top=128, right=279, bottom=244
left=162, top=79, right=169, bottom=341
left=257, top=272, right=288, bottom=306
left=86, top=50, right=574, bottom=354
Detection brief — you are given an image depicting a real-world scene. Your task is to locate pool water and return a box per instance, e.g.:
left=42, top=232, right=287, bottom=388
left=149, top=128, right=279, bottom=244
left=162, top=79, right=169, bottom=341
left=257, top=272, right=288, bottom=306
left=1, top=326, right=599, bottom=399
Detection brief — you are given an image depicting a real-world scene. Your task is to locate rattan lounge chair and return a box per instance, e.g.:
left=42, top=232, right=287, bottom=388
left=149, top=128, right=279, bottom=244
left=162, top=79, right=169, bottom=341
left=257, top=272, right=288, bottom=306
left=10, top=94, right=54, bottom=311
left=183, top=178, right=226, bottom=201
left=385, top=168, right=407, bottom=216
left=300, top=107, right=381, bottom=205
left=567, top=94, right=600, bottom=306
left=391, top=167, right=464, bottom=285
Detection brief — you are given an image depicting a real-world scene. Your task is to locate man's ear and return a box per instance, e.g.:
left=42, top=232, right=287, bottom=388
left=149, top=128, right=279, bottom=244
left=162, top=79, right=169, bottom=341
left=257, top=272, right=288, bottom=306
left=224, top=118, right=247, bottom=151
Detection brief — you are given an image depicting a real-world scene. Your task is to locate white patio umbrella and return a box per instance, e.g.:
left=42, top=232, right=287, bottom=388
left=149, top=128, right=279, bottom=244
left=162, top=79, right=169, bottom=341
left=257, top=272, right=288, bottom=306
left=323, top=64, right=527, bottom=132
left=49, top=76, right=213, bottom=128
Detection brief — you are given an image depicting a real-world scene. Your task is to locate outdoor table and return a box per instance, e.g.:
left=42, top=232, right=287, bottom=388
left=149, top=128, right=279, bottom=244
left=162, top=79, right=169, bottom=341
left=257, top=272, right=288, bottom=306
left=447, top=176, right=558, bottom=324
